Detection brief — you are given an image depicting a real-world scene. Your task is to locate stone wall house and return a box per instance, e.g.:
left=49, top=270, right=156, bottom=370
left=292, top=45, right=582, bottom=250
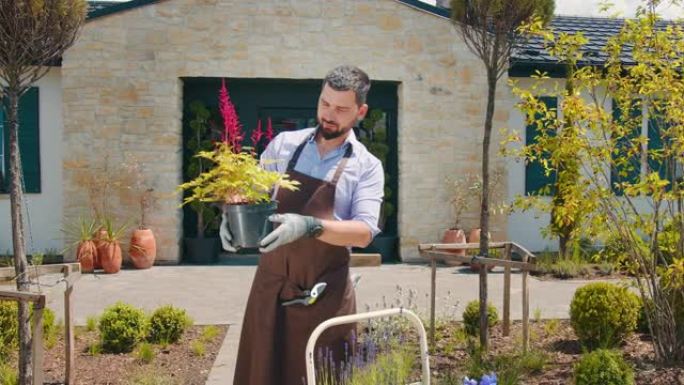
left=0, top=0, right=644, bottom=264
left=56, top=0, right=513, bottom=264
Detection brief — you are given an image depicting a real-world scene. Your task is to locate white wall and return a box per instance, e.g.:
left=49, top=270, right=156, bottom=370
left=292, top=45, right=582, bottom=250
left=0, top=68, right=64, bottom=256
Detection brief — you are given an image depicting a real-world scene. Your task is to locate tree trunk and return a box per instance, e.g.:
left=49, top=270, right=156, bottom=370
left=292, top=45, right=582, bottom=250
left=480, top=70, right=496, bottom=258
left=7, top=91, right=33, bottom=384
left=478, top=68, right=497, bottom=350
left=197, top=208, right=205, bottom=239
left=558, top=232, right=569, bottom=259
left=553, top=68, right=578, bottom=261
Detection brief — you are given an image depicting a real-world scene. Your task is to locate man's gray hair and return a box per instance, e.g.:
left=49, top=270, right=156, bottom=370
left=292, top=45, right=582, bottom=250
left=322, top=65, right=371, bottom=106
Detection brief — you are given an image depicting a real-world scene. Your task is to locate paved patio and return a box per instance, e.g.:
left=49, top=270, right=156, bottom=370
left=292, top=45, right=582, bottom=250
left=34, top=263, right=620, bottom=384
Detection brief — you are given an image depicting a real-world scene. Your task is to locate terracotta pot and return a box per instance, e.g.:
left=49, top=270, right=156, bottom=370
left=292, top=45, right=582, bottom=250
left=129, top=228, right=156, bottom=269
left=76, top=240, right=97, bottom=273
left=441, top=228, right=466, bottom=266
left=99, top=241, right=122, bottom=274
left=128, top=228, right=157, bottom=269
left=467, top=228, right=495, bottom=272
left=93, top=228, right=108, bottom=269
left=468, top=228, right=482, bottom=244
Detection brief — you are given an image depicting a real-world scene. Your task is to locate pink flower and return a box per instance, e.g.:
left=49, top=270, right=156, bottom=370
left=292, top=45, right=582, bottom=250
left=265, top=117, right=274, bottom=143
left=251, top=119, right=264, bottom=149
left=219, top=78, right=243, bottom=153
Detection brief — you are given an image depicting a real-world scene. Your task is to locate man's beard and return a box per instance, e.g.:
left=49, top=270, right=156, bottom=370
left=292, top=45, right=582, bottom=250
left=318, top=119, right=353, bottom=140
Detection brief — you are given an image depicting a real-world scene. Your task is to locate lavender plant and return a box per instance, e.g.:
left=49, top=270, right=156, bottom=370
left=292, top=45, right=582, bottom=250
left=463, top=373, right=498, bottom=385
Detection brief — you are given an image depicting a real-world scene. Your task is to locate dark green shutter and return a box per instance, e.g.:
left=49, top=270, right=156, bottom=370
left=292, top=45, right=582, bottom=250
left=647, top=107, right=674, bottom=189
left=525, top=96, right=557, bottom=195
left=2, top=87, right=41, bottom=193
left=611, top=100, right=641, bottom=195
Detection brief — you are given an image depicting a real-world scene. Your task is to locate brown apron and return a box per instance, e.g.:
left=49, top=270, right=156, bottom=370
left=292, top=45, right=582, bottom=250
left=233, top=134, right=356, bottom=385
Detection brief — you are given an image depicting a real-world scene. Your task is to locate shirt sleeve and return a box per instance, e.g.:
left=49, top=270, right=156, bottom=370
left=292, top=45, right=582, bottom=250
left=259, top=133, right=285, bottom=173
left=351, top=158, right=385, bottom=239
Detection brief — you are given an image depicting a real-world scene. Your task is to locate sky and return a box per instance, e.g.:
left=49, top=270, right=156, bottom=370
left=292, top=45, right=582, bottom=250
left=420, top=0, right=682, bottom=18
left=553, top=0, right=682, bottom=17
left=101, top=0, right=684, bottom=19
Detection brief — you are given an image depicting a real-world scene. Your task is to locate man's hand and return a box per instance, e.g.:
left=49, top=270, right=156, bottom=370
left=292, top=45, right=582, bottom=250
left=259, top=214, right=320, bottom=253
left=219, top=212, right=238, bottom=252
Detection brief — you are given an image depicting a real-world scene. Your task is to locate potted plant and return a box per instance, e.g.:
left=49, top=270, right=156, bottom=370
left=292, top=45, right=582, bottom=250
left=129, top=187, right=157, bottom=269
left=178, top=79, right=298, bottom=251
left=61, top=216, right=98, bottom=273
left=465, top=168, right=507, bottom=272
left=181, top=100, right=222, bottom=263
left=74, top=153, right=124, bottom=269
left=97, top=216, right=129, bottom=274
left=122, top=155, right=158, bottom=269
left=357, top=109, right=398, bottom=262
left=441, top=174, right=476, bottom=266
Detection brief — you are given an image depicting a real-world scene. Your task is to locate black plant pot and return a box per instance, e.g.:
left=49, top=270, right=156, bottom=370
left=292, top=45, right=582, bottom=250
left=184, top=237, right=219, bottom=264
left=223, top=201, right=278, bottom=249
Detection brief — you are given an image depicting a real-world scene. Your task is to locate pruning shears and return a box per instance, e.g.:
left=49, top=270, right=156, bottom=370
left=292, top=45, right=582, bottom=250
left=282, top=282, right=327, bottom=306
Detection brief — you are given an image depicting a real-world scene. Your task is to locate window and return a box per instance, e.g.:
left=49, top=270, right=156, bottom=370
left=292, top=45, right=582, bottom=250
left=525, top=96, right=557, bottom=195
left=1, top=87, right=41, bottom=193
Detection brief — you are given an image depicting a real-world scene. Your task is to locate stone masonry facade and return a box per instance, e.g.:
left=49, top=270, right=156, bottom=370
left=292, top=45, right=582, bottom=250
left=61, top=0, right=513, bottom=263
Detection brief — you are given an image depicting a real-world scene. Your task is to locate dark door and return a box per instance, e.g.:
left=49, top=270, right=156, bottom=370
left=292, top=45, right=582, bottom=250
left=181, top=78, right=399, bottom=260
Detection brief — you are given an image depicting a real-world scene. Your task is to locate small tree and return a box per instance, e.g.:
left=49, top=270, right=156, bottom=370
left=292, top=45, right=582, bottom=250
left=509, top=31, right=599, bottom=260
left=450, top=0, right=555, bottom=349
left=507, top=1, right=684, bottom=363
left=0, top=1, right=86, bottom=383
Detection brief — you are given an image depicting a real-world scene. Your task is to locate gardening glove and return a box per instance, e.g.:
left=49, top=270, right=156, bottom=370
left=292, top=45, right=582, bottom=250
left=219, top=212, right=238, bottom=253
left=258, top=213, right=321, bottom=253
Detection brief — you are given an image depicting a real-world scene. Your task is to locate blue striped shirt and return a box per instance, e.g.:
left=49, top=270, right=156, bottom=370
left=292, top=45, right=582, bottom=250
left=260, top=127, right=384, bottom=239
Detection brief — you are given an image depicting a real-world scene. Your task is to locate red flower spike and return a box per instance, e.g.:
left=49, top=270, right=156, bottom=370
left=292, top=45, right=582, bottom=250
left=265, top=117, right=274, bottom=143
left=219, top=78, right=243, bottom=153
left=251, top=119, right=264, bottom=149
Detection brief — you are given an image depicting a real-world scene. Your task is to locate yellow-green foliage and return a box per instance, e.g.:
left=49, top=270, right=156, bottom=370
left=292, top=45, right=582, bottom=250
left=98, top=302, right=149, bottom=353
left=574, top=349, right=634, bottom=385
left=200, top=325, right=220, bottom=343
left=544, top=318, right=561, bottom=336
left=348, top=348, right=413, bottom=385
left=126, top=368, right=178, bottom=385
left=178, top=142, right=299, bottom=205
left=87, top=343, right=102, bottom=356
left=570, top=283, right=640, bottom=350
left=0, top=362, right=17, bottom=385
left=148, top=305, right=193, bottom=345
left=0, top=301, right=58, bottom=359
left=135, top=342, right=155, bottom=364
left=190, top=340, right=205, bottom=357
left=86, top=315, right=98, bottom=332
left=506, top=8, right=684, bottom=362
left=462, top=300, right=499, bottom=336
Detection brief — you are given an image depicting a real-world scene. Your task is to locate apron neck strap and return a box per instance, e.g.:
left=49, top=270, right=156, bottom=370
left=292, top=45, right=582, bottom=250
left=286, top=133, right=311, bottom=172
left=331, top=144, right=353, bottom=185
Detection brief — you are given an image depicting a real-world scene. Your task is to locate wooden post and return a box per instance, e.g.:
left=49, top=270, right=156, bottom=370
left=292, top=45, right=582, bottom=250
left=32, top=299, right=45, bottom=385
left=503, top=243, right=511, bottom=337
left=430, top=256, right=436, bottom=348
left=479, top=257, right=488, bottom=350
left=64, top=265, right=75, bottom=385
left=522, top=253, right=530, bottom=352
